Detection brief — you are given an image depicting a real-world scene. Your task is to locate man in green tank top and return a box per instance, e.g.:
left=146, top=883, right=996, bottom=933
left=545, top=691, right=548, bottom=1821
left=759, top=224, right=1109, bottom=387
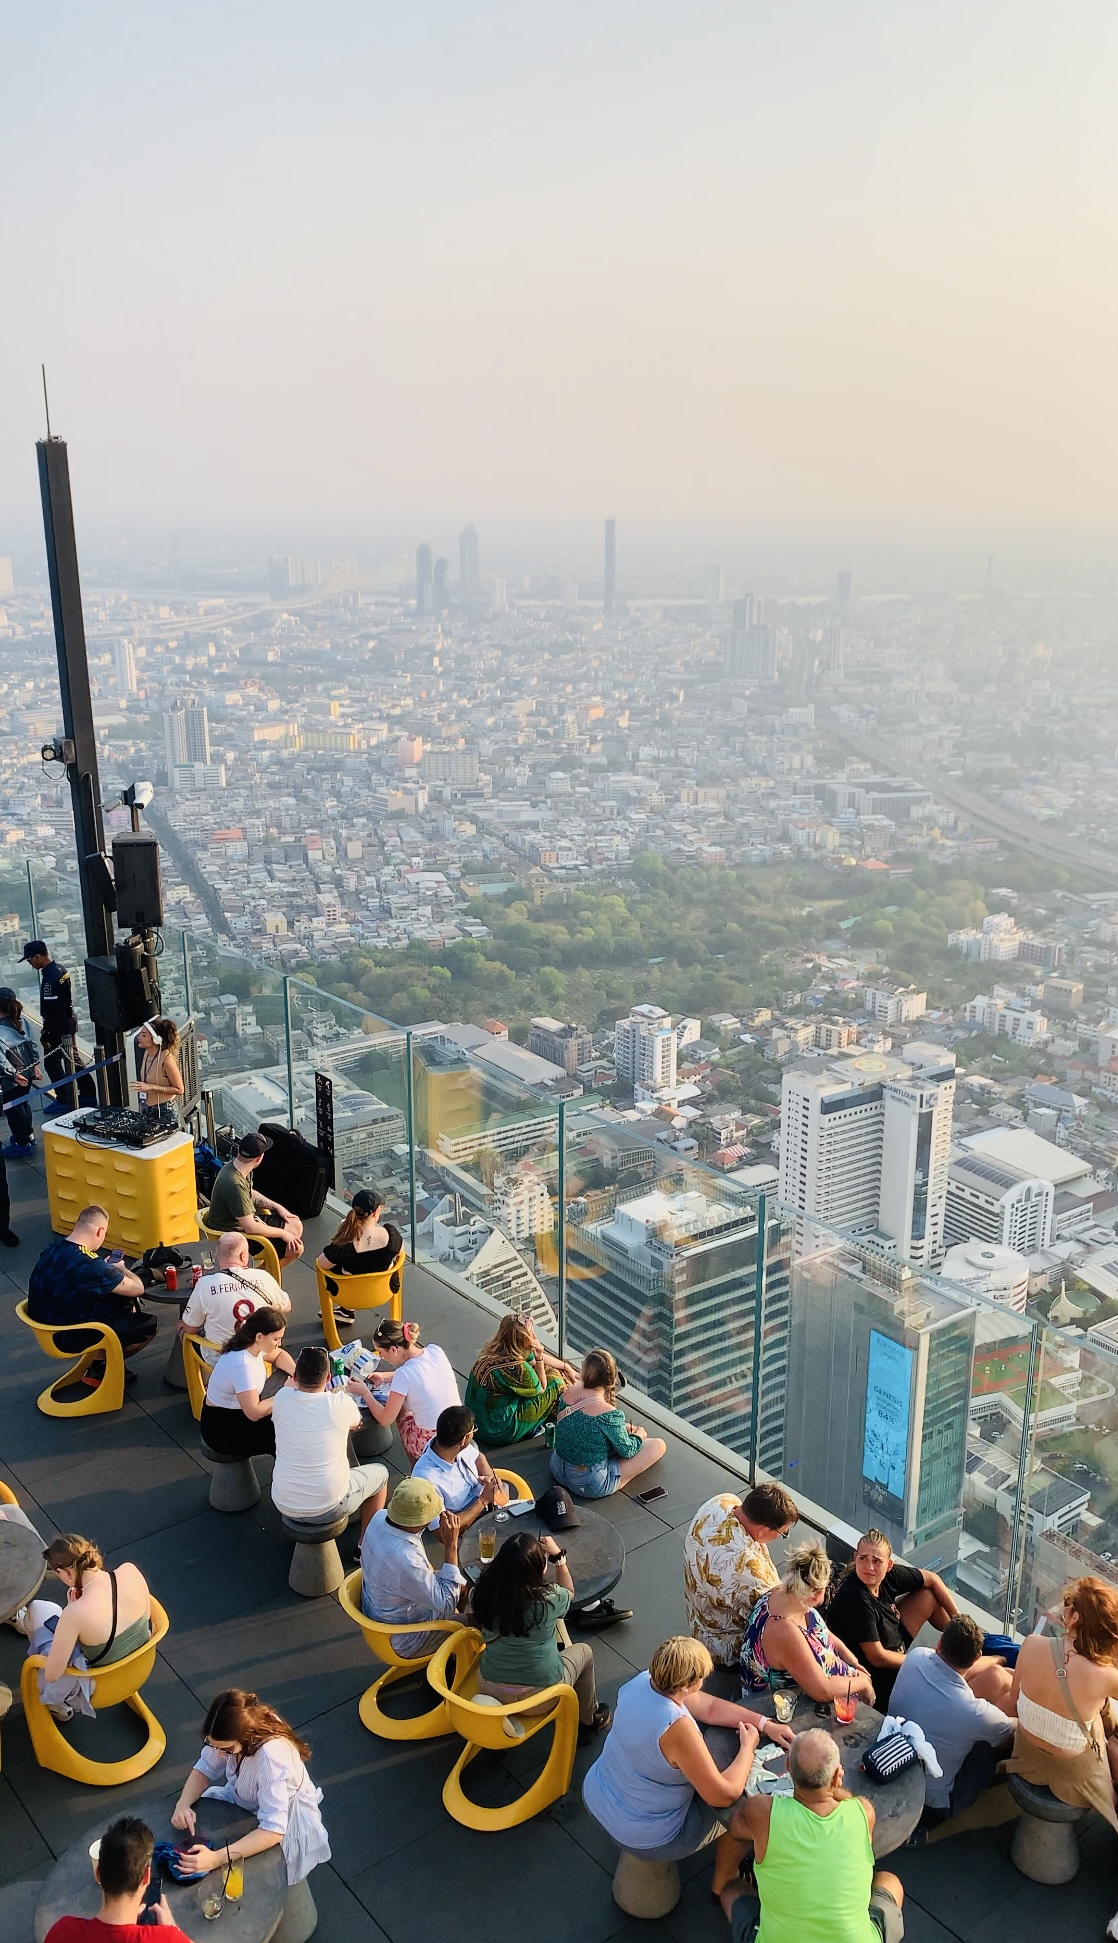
left=719, top=1729, right=905, bottom=1943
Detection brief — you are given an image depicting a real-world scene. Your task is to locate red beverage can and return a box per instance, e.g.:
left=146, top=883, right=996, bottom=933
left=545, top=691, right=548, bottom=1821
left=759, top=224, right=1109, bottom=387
left=192, top=1262, right=202, bottom=1288
left=165, top=1265, right=178, bottom=1292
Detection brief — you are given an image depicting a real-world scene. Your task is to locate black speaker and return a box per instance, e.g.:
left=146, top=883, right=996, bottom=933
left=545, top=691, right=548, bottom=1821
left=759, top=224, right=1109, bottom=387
left=84, top=945, right=156, bottom=1034
left=112, top=832, right=164, bottom=931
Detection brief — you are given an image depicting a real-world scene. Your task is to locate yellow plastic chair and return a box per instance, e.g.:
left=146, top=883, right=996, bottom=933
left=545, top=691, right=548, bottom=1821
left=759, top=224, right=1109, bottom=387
left=0, top=1482, right=18, bottom=1507
left=198, top=1211, right=283, bottom=1286
left=316, top=1252, right=404, bottom=1353
left=21, top=1595, right=171, bottom=1787
left=337, top=1568, right=467, bottom=1740
left=15, top=1301, right=126, bottom=1417
left=491, top=1468, right=533, bottom=1503
left=426, top=1627, right=579, bottom=1830
left=181, top=1334, right=223, bottom=1421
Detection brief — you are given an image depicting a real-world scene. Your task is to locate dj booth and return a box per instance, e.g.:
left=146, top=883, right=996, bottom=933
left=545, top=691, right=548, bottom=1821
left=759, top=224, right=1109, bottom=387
left=43, top=1109, right=200, bottom=1254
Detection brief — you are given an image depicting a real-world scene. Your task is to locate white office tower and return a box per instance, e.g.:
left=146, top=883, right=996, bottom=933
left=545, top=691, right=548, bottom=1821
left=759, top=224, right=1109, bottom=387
left=113, top=640, right=137, bottom=697
left=943, top=1150, right=1053, bottom=1254
left=164, top=699, right=211, bottom=779
left=941, top=1240, right=1029, bottom=1314
left=779, top=1045, right=956, bottom=1266
left=491, top=1167, right=554, bottom=1242
left=614, top=1005, right=678, bottom=1094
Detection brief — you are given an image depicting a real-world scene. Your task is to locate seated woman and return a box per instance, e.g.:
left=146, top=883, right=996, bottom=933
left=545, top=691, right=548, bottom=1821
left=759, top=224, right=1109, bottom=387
left=825, top=1527, right=957, bottom=1710
left=362, top=1317, right=460, bottom=1464
left=315, top=1186, right=403, bottom=1327
left=1005, top=1576, right=1118, bottom=1832
left=550, top=1348, right=667, bottom=1499
left=134, top=1018, right=184, bottom=1114
left=19, top=1533, right=152, bottom=1722
left=465, top=1314, right=578, bottom=1446
left=740, top=1542, right=876, bottom=1708
left=473, top=1529, right=611, bottom=1741
left=172, top=1687, right=330, bottom=1888
left=583, top=1635, right=794, bottom=1896
left=200, top=1309, right=295, bottom=1459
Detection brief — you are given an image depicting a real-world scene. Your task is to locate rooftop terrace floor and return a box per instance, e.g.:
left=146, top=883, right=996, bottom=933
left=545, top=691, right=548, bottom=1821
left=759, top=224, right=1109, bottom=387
left=0, top=1148, right=1113, bottom=1941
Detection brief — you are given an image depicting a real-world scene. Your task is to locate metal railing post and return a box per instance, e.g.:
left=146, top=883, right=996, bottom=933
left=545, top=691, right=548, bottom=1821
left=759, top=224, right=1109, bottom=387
left=181, top=931, right=193, bottom=1017
left=405, top=1030, right=417, bottom=1263
left=748, top=1192, right=768, bottom=1487
left=26, top=860, right=38, bottom=942
left=282, top=976, right=296, bottom=1129
left=557, top=1101, right=567, bottom=1360
left=1005, top=1317, right=1043, bottom=1632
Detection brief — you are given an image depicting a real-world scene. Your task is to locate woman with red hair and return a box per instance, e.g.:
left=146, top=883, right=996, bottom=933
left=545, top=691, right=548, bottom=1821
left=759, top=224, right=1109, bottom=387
left=1007, top=1576, right=1118, bottom=1828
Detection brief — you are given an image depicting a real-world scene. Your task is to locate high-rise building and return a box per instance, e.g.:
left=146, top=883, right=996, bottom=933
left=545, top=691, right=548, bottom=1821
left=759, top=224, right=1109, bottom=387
left=0, top=558, right=13, bottom=595
left=113, top=640, right=137, bottom=697
left=614, top=1004, right=677, bottom=1095
left=943, top=1152, right=1054, bottom=1255
left=164, top=699, right=211, bottom=781
left=604, top=516, right=616, bottom=614
left=491, top=579, right=508, bottom=614
left=726, top=596, right=776, bottom=679
left=491, top=1167, right=554, bottom=1242
left=779, top=1046, right=957, bottom=1268
left=421, top=747, right=480, bottom=786
left=416, top=543, right=433, bottom=614
left=705, top=563, right=724, bottom=606
left=527, top=1017, right=592, bottom=1074
left=459, top=524, right=479, bottom=592
left=835, top=568, right=852, bottom=614
left=433, top=557, right=449, bottom=613
left=941, top=1240, right=1029, bottom=1314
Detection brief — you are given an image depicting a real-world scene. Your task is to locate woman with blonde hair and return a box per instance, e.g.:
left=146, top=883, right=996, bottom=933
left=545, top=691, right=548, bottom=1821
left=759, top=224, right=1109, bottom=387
left=464, top=1312, right=577, bottom=1445
left=583, top=1635, right=794, bottom=1895
left=316, top=1186, right=403, bottom=1327
left=172, top=1687, right=330, bottom=1886
left=549, top=1347, right=667, bottom=1499
left=363, top=1316, right=460, bottom=1463
left=740, top=1542, right=875, bottom=1706
left=18, top=1533, right=153, bottom=1722
left=134, top=1017, right=184, bottom=1109
left=1005, top=1576, right=1118, bottom=1831
left=825, top=1526, right=957, bottom=1709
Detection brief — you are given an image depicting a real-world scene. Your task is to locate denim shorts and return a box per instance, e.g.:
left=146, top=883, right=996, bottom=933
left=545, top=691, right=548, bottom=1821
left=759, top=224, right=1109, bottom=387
left=550, top=1452, right=621, bottom=1498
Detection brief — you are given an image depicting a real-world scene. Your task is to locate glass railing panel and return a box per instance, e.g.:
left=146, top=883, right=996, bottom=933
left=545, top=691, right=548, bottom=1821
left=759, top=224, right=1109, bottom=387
left=1012, top=1320, right=1118, bottom=1630
left=409, top=1029, right=562, bottom=1351
left=279, top=979, right=411, bottom=1236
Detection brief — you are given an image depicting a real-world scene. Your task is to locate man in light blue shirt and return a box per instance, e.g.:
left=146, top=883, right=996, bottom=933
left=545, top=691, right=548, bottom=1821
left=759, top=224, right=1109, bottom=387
left=890, top=1614, right=1014, bottom=1817
left=360, top=1475, right=466, bottom=1658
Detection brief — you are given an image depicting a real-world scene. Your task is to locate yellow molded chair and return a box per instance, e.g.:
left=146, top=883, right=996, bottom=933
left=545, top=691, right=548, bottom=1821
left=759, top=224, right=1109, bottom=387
left=337, top=1568, right=466, bottom=1739
left=316, top=1251, right=404, bottom=1353
left=21, top=1595, right=171, bottom=1786
left=182, top=1334, right=222, bottom=1421
left=15, top=1301, right=126, bottom=1417
left=426, top=1627, right=579, bottom=1830
left=0, top=1482, right=18, bottom=1507
left=491, top=1468, right=533, bottom=1503
left=198, top=1210, right=283, bottom=1286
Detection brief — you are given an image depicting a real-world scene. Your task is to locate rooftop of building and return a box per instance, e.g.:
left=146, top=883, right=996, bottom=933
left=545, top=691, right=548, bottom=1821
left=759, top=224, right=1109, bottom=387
left=960, top=1126, right=1094, bottom=1188
left=0, top=1160, right=1112, bottom=1941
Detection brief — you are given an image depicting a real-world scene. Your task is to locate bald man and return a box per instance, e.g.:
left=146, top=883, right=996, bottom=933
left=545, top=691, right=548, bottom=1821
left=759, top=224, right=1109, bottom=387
left=181, top=1230, right=291, bottom=1365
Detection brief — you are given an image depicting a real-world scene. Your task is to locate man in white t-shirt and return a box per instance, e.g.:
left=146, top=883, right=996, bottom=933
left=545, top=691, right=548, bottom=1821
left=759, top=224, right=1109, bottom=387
left=271, top=1346, right=389, bottom=1537
left=412, top=1405, right=507, bottom=1531
left=182, top=1232, right=291, bottom=1366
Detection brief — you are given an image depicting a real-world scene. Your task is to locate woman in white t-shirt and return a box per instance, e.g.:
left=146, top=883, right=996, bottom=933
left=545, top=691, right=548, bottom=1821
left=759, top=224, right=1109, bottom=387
left=201, top=1309, right=295, bottom=1458
left=365, top=1317, right=461, bottom=1463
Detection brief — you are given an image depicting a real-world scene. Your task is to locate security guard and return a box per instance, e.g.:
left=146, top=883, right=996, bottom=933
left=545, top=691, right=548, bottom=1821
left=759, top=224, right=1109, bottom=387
left=21, top=941, right=96, bottom=1114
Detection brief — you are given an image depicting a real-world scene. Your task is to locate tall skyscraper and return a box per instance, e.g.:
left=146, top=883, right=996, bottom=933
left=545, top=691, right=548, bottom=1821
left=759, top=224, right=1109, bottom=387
left=433, top=557, right=449, bottom=613
left=705, top=563, right=724, bottom=606
left=779, top=1045, right=956, bottom=1268
left=459, top=523, right=479, bottom=592
left=416, top=543, right=433, bottom=614
left=726, top=596, right=776, bottom=679
left=113, top=640, right=137, bottom=697
left=604, top=516, right=616, bottom=614
left=0, top=558, right=13, bottom=596
left=835, top=568, right=852, bottom=614
left=164, top=699, right=211, bottom=778
left=614, top=1004, right=677, bottom=1096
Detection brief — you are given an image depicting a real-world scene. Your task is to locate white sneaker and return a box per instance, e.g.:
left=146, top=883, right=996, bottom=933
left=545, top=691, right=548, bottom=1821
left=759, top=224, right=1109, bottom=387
left=48, top=1702, right=73, bottom=1722
left=9, top=1605, right=31, bottom=1637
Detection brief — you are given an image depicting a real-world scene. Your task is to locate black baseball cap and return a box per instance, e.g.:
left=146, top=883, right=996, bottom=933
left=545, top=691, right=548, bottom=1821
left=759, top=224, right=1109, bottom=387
left=534, top=1485, right=581, bottom=1533
left=21, top=941, right=47, bottom=961
left=351, top=1188, right=383, bottom=1216
left=237, top=1133, right=273, bottom=1158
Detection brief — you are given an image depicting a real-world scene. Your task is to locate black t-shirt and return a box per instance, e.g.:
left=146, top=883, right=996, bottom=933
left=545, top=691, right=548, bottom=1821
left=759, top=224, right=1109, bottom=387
left=827, top=1561, right=925, bottom=1670
left=322, top=1224, right=403, bottom=1277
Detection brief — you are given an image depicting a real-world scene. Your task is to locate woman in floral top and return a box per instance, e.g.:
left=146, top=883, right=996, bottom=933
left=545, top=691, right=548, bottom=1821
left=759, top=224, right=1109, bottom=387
left=550, top=1348, right=667, bottom=1498
left=739, top=1542, right=875, bottom=1706
left=683, top=1483, right=799, bottom=1665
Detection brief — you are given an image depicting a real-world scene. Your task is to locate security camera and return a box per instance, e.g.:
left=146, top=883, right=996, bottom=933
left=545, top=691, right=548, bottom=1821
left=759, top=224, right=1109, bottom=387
left=121, top=781, right=155, bottom=810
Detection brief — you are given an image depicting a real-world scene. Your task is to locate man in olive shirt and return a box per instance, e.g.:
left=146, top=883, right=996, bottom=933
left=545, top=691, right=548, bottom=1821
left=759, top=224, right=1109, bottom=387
left=207, top=1133, right=304, bottom=1263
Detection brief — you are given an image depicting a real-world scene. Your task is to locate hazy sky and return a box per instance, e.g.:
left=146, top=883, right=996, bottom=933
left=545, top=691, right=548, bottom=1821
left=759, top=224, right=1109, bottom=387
left=1, top=2, right=1115, bottom=540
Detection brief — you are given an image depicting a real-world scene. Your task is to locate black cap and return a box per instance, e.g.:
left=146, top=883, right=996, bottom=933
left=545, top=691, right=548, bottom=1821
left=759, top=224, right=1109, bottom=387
left=237, top=1133, right=273, bottom=1158
left=534, top=1485, right=581, bottom=1533
left=0, top=988, right=16, bottom=1004
left=351, top=1189, right=382, bottom=1216
left=21, top=941, right=47, bottom=961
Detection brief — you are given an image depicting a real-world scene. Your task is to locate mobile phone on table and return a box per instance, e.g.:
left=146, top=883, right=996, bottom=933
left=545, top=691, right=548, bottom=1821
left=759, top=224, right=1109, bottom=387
left=109, top=1249, right=125, bottom=1265
left=638, top=1485, right=666, bottom=1502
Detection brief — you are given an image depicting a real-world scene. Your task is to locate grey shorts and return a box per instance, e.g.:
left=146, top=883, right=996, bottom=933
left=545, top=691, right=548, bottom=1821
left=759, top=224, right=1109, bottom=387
left=623, top=1793, right=729, bottom=1864
left=730, top=1887, right=902, bottom=1943
left=276, top=1462, right=388, bottom=1525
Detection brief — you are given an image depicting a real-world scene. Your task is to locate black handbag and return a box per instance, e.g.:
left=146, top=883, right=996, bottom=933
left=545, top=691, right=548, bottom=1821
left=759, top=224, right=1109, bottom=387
left=861, top=1731, right=919, bottom=1783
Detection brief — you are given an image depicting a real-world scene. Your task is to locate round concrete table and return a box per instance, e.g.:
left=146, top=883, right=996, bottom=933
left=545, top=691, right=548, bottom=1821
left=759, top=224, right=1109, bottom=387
left=0, top=1519, right=46, bottom=1622
left=702, top=1685, right=925, bottom=1857
left=146, top=1265, right=210, bottom=1391
left=34, top=1796, right=287, bottom=1943
left=459, top=1504, right=625, bottom=1606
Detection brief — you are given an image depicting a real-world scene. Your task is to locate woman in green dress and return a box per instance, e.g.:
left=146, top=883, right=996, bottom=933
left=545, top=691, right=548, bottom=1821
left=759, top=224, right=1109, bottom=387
left=465, top=1314, right=577, bottom=1446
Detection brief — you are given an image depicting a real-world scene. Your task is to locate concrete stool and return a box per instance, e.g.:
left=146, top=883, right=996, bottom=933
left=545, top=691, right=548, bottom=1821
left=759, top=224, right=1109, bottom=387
left=272, top=1878, right=317, bottom=1943
left=1007, top=1774, right=1082, bottom=1883
left=611, top=1851, right=681, bottom=1919
left=201, top=1441, right=261, bottom=1514
left=282, top=1510, right=349, bottom=1598
left=351, top=1416, right=393, bottom=1460
left=0, top=1875, right=43, bottom=1943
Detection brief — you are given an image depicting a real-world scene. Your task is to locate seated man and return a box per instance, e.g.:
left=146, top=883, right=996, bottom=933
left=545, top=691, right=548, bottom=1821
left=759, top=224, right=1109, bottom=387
left=890, top=1614, right=1015, bottom=1823
left=684, top=1482, right=799, bottom=1665
left=271, top=1346, right=389, bottom=1540
left=45, top=1813, right=190, bottom=1940
left=360, top=1476, right=465, bottom=1656
left=182, top=1230, right=291, bottom=1366
left=206, top=1133, right=304, bottom=1264
left=27, top=1204, right=156, bottom=1380
left=411, top=1404, right=508, bottom=1531
left=721, top=1728, right=905, bottom=1943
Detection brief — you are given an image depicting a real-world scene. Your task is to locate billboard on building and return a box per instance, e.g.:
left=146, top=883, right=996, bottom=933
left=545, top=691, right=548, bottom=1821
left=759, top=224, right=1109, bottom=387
left=861, top=1330, right=914, bottom=1522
